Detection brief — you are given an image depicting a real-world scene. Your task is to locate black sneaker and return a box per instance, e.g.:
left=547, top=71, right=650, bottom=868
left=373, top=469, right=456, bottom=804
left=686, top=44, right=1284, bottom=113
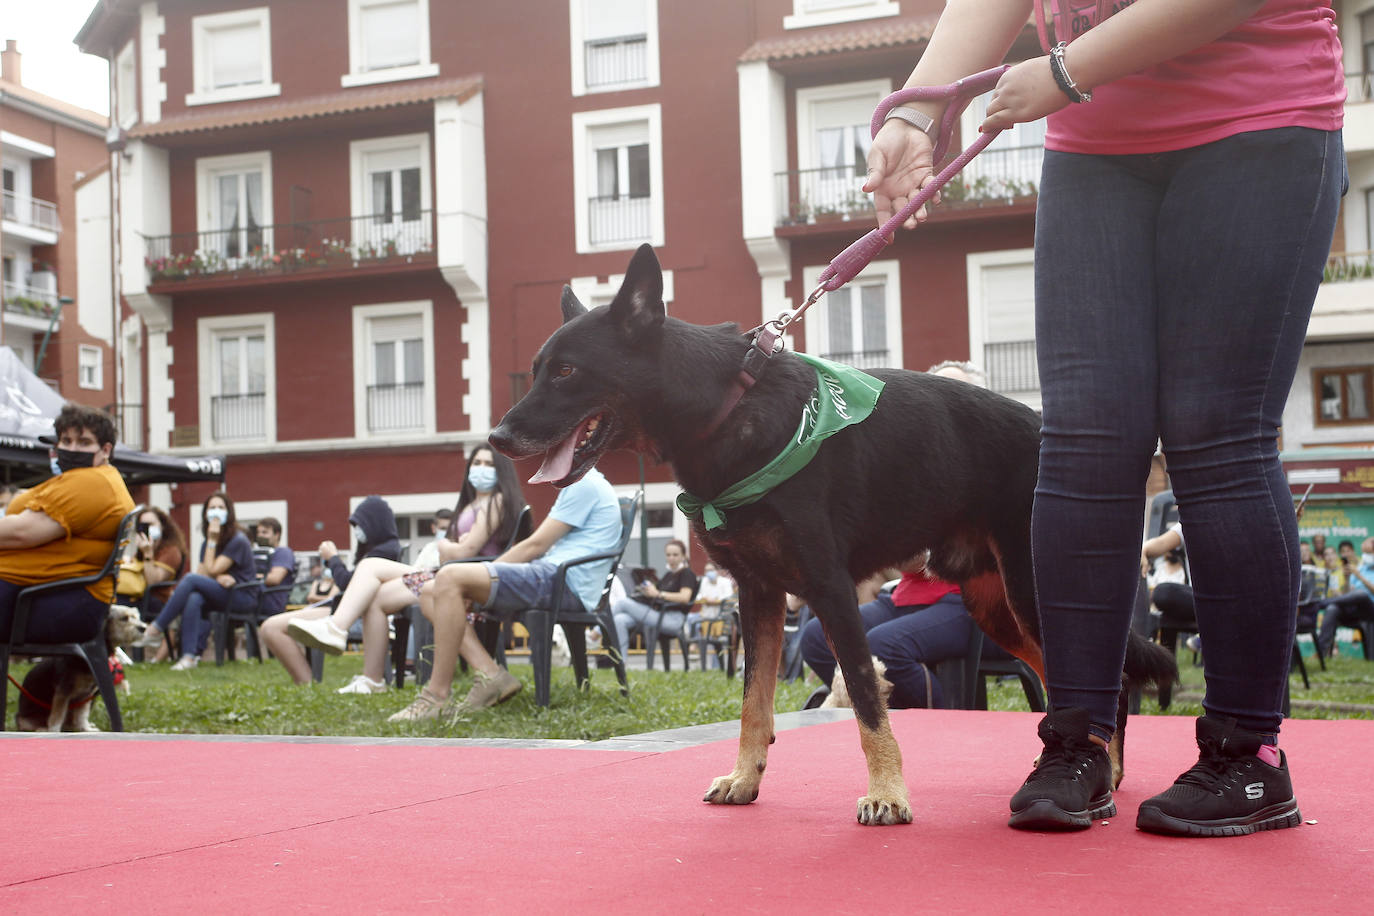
left=1136, top=716, right=1301, bottom=837
left=1009, top=707, right=1116, bottom=830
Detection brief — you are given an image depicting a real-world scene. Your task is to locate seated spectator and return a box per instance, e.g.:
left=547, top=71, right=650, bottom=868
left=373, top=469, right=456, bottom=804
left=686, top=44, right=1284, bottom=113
left=1299, top=541, right=1314, bottom=567
left=302, top=560, right=338, bottom=605
left=286, top=447, right=526, bottom=693
left=253, top=516, right=297, bottom=616
left=687, top=561, right=735, bottom=638
left=383, top=464, right=621, bottom=721
left=259, top=495, right=401, bottom=685
left=611, top=539, right=699, bottom=656
left=117, top=506, right=188, bottom=661
left=135, top=492, right=257, bottom=670
left=412, top=507, right=455, bottom=568
left=0, top=405, right=134, bottom=646
left=1317, top=536, right=1374, bottom=657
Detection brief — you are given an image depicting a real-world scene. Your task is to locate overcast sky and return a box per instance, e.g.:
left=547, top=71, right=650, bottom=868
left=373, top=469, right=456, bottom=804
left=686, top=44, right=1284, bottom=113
left=2, top=0, right=110, bottom=116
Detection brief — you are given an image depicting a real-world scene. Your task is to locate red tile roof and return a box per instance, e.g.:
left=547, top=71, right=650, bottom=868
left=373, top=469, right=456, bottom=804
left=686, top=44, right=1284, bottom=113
left=739, top=16, right=940, bottom=63
left=128, top=75, right=483, bottom=139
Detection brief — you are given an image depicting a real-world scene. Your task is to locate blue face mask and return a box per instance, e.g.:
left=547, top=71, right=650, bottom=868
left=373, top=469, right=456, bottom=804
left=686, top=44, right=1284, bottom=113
left=206, top=507, right=228, bottom=525
left=49, top=455, right=62, bottom=477
left=468, top=465, right=498, bottom=492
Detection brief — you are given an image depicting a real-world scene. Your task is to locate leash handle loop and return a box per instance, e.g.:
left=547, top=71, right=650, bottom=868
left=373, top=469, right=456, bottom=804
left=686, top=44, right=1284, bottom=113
left=812, top=65, right=1012, bottom=296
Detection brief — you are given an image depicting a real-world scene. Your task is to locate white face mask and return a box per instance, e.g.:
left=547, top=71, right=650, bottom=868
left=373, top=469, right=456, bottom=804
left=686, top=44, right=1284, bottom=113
left=468, top=464, right=498, bottom=492
left=1362, top=552, right=1374, bottom=567
left=147, top=525, right=163, bottom=543
left=352, top=524, right=367, bottom=543
left=206, top=507, right=228, bottom=525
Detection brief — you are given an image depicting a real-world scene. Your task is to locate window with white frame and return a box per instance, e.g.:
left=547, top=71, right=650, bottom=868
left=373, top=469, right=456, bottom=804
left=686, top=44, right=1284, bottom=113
left=956, top=97, right=1046, bottom=203
left=78, top=345, right=103, bottom=390
left=353, top=302, right=435, bottom=438
left=186, top=7, right=280, bottom=106
left=801, top=259, right=903, bottom=370
left=966, top=250, right=1039, bottom=408
left=342, top=0, right=439, bottom=87
left=116, top=41, right=138, bottom=129
left=784, top=0, right=899, bottom=30
left=795, top=81, right=888, bottom=221
left=196, top=152, right=273, bottom=263
left=571, top=0, right=659, bottom=95
left=573, top=106, right=664, bottom=252
left=199, top=315, right=275, bottom=444
left=350, top=134, right=432, bottom=257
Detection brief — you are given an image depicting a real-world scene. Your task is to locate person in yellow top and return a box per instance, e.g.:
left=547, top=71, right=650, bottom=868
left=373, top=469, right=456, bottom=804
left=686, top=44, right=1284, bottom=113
left=0, top=404, right=134, bottom=644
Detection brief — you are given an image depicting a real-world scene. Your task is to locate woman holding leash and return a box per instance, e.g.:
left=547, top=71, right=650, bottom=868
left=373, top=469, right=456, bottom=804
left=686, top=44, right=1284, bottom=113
left=865, top=0, right=1343, bottom=835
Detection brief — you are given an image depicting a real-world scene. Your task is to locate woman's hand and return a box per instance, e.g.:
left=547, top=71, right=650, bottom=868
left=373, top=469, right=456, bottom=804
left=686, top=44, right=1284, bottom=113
left=863, top=121, right=939, bottom=234
left=206, top=516, right=222, bottom=537
left=981, top=55, right=1069, bottom=133
left=135, top=531, right=153, bottom=558
left=318, top=540, right=338, bottom=562
left=216, top=573, right=236, bottom=588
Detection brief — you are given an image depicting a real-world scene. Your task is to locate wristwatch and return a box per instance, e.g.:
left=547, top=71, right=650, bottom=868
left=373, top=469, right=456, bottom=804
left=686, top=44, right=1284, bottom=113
left=884, top=106, right=938, bottom=142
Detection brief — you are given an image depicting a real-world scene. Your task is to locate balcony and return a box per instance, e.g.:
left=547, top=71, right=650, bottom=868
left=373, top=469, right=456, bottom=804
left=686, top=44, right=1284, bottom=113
left=1311, top=250, right=1374, bottom=340
left=584, top=34, right=648, bottom=89
left=1, top=190, right=61, bottom=243
left=1344, top=71, right=1374, bottom=154
left=982, top=339, right=1040, bottom=396
left=142, top=211, right=436, bottom=290
left=588, top=195, right=651, bottom=246
left=1, top=281, right=60, bottom=332
left=211, top=393, right=266, bottom=441
left=366, top=382, right=425, bottom=433
left=774, top=145, right=1043, bottom=231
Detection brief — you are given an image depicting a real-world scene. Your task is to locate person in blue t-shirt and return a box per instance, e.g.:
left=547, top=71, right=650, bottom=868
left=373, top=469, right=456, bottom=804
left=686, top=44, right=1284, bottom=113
left=386, top=466, right=622, bottom=722
left=253, top=517, right=296, bottom=616
left=136, top=491, right=257, bottom=670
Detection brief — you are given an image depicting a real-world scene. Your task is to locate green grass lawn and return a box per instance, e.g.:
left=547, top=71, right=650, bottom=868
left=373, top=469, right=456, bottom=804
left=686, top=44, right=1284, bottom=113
left=6, top=646, right=1371, bottom=740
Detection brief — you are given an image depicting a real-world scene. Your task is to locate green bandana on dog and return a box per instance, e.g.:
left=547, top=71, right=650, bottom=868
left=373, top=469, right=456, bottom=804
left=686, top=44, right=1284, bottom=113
left=676, top=353, right=885, bottom=530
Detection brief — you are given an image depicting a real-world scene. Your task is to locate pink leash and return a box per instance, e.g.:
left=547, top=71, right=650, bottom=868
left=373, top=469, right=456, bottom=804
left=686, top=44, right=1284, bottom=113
left=767, top=65, right=1011, bottom=335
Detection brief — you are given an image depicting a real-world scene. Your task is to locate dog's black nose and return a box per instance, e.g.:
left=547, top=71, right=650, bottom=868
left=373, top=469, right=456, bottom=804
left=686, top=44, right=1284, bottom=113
left=488, top=424, right=515, bottom=456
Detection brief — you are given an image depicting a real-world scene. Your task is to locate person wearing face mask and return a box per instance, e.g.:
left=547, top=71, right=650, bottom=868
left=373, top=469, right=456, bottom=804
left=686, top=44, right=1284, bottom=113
left=259, top=495, right=401, bottom=685
left=135, top=491, right=257, bottom=669
left=0, top=405, right=135, bottom=649
left=611, top=539, right=700, bottom=666
left=1317, top=536, right=1374, bottom=658
left=287, top=447, right=527, bottom=695
left=685, top=562, right=736, bottom=667
left=117, top=506, right=188, bottom=630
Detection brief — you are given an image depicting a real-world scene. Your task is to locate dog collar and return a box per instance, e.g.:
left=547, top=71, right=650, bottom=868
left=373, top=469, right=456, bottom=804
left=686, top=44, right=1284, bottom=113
left=678, top=353, right=884, bottom=530
left=698, top=326, right=781, bottom=440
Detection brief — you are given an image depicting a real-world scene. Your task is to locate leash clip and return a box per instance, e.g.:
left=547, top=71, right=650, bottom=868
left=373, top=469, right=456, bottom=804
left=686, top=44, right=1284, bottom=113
left=769, top=283, right=828, bottom=335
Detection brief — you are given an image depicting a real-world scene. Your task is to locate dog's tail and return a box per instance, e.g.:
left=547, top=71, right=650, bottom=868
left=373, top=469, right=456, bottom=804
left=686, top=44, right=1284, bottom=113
left=1123, top=630, right=1178, bottom=691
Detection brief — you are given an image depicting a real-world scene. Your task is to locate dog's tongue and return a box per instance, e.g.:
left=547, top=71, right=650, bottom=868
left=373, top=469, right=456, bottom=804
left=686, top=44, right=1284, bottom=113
left=529, top=422, right=585, bottom=484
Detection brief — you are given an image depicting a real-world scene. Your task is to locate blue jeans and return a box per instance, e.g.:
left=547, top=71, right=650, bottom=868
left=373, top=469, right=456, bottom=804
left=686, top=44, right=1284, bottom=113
left=153, top=574, right=256, bottom=657
left=1032, top=127, right=1344, bottom=738
left=611, top=596, right=685, bottom=655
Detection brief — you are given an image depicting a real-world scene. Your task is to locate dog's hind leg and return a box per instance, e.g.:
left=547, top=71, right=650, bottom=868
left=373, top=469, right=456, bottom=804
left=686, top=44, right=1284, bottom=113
left=704, top=583, right=785, bottom=807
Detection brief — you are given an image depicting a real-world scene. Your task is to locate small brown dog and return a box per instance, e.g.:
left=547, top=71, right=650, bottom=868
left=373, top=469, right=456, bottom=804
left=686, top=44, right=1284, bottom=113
left=15, top=605, right=146, bottom=732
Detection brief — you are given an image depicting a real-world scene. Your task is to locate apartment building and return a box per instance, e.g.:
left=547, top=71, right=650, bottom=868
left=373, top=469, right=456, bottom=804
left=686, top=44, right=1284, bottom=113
left=74, top=0, right=1373, bottom=556
left=0, top=40, right=112, bottom=408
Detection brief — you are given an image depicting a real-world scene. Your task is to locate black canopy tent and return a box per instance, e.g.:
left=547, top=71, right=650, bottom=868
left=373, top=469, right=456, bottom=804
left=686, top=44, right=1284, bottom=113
left=0, top=350, right=225, bottom=488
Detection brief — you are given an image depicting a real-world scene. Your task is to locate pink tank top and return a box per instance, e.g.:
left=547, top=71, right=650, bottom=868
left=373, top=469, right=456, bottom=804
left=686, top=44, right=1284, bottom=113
left=1038, top=0, right=1345, bottom=155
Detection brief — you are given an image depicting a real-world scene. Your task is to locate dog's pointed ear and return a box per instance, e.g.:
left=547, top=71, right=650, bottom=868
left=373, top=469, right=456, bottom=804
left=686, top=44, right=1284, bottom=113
left=608, top=244, right=665, bottom=339
left=561, top=285, right=588, bottom=324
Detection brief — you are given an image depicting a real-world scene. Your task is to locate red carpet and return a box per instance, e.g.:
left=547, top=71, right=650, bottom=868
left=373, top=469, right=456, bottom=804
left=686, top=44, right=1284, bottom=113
left=3, top=710, right=1371, bottom=913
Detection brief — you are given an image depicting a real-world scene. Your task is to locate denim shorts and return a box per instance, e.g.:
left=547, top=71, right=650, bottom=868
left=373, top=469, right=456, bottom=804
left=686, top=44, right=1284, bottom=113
left=477, top=560, right=586, bottom=615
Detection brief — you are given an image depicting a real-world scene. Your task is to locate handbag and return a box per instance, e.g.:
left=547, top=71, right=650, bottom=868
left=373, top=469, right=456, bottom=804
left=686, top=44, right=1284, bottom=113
left=116, top=559, right=147, bottom=597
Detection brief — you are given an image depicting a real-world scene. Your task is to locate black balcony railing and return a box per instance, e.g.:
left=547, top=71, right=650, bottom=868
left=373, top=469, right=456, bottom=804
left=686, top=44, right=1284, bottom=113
left=588, top=195, right=651, bottom=245
left=585, top=34, right=648, bottom=88
left=367, top=382, right=425, bottom=432
left=143, top=210, right=435, bottom=283
left=820, top=349, right=891, bottom=370
left=776, top=145, right=1043, bottom=227
left=211, top=393, right=266, bottom=441
left=983, top=340, right=1039, bottom=394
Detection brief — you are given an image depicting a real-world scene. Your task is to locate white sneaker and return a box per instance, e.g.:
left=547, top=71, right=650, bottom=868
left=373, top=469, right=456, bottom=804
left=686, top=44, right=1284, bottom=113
left=170, top=655, right=198, bottom=671
left=288, top=616, right=348, bottom=655
left=337, top=674, right=389, bottom=694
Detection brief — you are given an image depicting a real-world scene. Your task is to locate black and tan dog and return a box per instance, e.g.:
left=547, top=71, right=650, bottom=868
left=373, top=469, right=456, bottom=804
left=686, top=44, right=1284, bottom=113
left=15, top=604, right=146, bottom=732
left=490, top=244, right=1173, bottom=825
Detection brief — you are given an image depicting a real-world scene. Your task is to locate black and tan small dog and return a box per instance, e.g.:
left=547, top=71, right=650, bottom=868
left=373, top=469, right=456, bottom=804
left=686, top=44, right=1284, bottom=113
left=15, top=605, right=146, bottom=732
left=490, top=244, right=1174, bottom=825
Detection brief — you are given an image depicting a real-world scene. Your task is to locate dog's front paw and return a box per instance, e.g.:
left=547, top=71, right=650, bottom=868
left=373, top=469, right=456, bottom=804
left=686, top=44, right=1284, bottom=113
left=856, top=793, right=913, bottom=826
left=703, top=772, right=761, bottom=806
